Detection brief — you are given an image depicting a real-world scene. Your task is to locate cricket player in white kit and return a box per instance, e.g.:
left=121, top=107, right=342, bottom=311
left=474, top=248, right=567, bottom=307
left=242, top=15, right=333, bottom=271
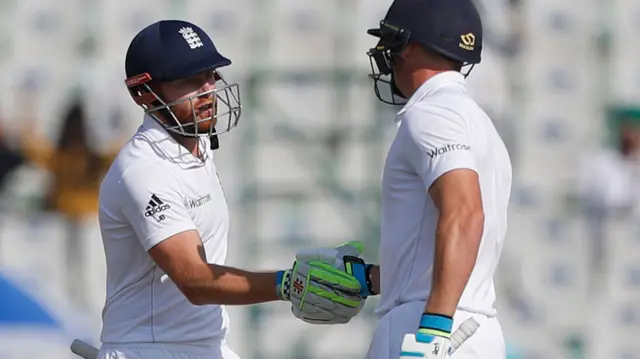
left=311, top=0, right=513, bottom=358
left=96, top=20, right=368, bottom=359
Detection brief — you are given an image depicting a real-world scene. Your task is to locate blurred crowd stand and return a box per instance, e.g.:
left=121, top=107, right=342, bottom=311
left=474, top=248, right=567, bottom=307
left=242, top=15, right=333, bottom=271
left=0, top=124, right=24, bottom=194
left=575, top=107, right=640, bottom=294
left=0, top=94, right=122, bottom=311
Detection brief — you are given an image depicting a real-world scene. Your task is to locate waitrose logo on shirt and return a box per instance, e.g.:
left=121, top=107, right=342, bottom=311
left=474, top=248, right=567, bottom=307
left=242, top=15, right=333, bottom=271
left=427, top=143, right=471, bottom=159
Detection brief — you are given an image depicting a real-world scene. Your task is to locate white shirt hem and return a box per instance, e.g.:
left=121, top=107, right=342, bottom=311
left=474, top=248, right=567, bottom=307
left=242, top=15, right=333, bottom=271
left=101, top=339, right=226, bottom=355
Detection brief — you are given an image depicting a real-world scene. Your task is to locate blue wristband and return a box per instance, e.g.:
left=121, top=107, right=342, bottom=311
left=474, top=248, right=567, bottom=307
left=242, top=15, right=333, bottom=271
left=275, top=270, right=284, bottom=285
left=343, top=257, right=371, bottom=297
left=275, top=270, right=287, bottom=301
left=419, top=313, right=453, bottom=333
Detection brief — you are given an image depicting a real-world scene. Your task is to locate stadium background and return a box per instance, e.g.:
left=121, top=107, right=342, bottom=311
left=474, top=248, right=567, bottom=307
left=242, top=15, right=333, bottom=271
left=1, top=0, right=640, bottom=358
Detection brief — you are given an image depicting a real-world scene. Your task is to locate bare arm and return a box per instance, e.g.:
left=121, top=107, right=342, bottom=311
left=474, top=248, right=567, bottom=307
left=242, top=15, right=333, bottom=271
left=148, top=229, right=279, bottom=306
left=368, top=264, right=381, bottom=295
left=117, top=163, right=283, bottom=306
left=424, top=169, right=484, bottom=316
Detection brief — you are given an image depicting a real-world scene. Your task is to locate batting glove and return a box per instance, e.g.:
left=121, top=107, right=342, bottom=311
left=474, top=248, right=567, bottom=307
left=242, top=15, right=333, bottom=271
left=274, top=244, right=365, bottom=324
left=295, top=241, right=377, bottom=298
left=400, top=313, right=454, bottom=359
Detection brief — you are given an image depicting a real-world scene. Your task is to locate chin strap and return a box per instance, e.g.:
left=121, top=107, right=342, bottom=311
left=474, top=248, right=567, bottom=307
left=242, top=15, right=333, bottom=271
left=210, top=126, right=219, bottom=150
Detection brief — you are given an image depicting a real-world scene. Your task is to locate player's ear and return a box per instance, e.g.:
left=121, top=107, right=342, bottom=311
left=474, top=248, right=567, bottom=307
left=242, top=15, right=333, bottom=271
left=400, top=43, right=422, bottom=61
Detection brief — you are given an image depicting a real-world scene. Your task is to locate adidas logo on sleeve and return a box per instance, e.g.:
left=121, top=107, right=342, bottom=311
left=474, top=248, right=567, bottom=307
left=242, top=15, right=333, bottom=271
left=144, top=194, right=171, bottom=217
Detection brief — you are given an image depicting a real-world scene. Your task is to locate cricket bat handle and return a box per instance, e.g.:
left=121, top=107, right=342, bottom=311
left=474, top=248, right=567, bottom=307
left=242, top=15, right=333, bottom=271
left=70, top=339, right=99, bottom=359
left=449, top=317, right=480, bottom=354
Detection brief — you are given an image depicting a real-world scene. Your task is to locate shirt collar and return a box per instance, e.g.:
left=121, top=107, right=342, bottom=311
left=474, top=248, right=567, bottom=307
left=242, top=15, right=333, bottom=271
left=139, top=115, right=209, bottom=169
left=395, top=71, right=466, bottom=126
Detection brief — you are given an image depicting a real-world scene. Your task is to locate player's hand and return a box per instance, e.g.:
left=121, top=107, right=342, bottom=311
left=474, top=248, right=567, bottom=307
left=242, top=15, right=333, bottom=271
left=400, top=314, right=454, bottom=359
left=295, top=241, right=376, bottom=298
left=275, top=258, right=364, bottom=324
left=274, top=241, right=368, bottom=324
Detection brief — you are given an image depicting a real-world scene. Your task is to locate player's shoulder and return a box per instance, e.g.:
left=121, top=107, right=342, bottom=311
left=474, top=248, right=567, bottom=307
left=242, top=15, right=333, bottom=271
left=424, top=86, right=480, bottom=116
left=108, top=157, right=174, bottom=186
left=99, top=155, right=182, bottom=217
left=102, top=138, right=177, bottom=190
left=399, top=99, right=469, bottom=139
left=408, top=87, right=492, bottom=128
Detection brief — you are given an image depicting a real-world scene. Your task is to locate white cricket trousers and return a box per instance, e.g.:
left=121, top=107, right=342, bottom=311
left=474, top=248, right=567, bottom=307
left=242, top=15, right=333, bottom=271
left=98, top=342, right=241, bottom=359
left=364, top=301, right=506, bottom=359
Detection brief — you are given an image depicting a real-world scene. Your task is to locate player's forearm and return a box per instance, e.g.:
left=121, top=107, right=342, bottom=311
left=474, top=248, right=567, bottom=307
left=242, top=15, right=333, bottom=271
left=369, top=264, right=381, bottom=295
left=425, top=210, right=484, bottom=316
left=181, top=264, right=279, bottom=306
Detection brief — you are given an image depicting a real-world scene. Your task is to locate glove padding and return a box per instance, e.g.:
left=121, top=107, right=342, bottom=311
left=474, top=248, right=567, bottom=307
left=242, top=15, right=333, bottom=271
left=401, top=313, right=470, bottom=359
left=290, top=260, right=363, bottom=324
left=296, top=241, right=373, bottom=298
left=295, top=241, right=364, bottom=267
left=400, top=334, right=452, bottom=359
left=282, top=241, right=367, bottom=324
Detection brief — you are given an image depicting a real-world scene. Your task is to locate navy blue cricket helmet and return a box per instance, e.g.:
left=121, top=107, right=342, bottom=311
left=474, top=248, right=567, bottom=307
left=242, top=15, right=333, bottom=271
left=124, top=20, right=241, bottom=144
left=367, top=0, right=483, bottom=105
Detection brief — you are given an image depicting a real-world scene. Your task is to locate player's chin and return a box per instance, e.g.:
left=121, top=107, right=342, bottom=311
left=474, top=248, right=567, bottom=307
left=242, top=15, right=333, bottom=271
left=195, top=118, right=217, bottom=133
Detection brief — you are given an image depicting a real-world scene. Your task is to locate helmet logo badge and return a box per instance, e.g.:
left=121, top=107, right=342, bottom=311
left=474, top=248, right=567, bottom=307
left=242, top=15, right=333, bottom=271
left=178, top=27, right=204, bottom=50
left=459, top=33, right=475, bottom=51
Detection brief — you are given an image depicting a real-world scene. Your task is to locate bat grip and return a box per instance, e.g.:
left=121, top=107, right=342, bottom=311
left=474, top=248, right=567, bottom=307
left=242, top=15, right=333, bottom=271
left=449, top=317, right=480, bottom=354
left=70, top=339, right=100, bottom=359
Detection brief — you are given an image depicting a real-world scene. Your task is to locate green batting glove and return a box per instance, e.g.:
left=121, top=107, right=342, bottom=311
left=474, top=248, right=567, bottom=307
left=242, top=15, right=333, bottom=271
left=275, top=253, right=365, bottom=324
left=296, top=241, right=376, bottom=297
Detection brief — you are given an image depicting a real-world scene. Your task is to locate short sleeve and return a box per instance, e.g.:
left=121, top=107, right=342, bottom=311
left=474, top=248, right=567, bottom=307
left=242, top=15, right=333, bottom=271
left=118, top=163, right=196, bottom=251
left=402, top=106, right=477, bottom=189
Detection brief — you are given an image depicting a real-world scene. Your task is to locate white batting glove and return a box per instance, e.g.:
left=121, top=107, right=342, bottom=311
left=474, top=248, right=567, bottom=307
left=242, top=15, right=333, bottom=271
left=400, top=314, right=454, bottom=359
left=400, top=315, right=481, bottom=359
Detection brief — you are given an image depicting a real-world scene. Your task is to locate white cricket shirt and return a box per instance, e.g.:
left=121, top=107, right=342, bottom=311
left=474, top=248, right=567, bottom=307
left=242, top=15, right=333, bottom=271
left=376, top=71, right=512, bottom=317
left=98, top=115, right=230, bottom=347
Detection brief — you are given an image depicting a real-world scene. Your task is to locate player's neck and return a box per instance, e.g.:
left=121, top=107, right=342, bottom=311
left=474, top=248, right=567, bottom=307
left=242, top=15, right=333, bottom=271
left=407, top=69, right=448, bottom=96
left=170, top=132, right=201, bottom=158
